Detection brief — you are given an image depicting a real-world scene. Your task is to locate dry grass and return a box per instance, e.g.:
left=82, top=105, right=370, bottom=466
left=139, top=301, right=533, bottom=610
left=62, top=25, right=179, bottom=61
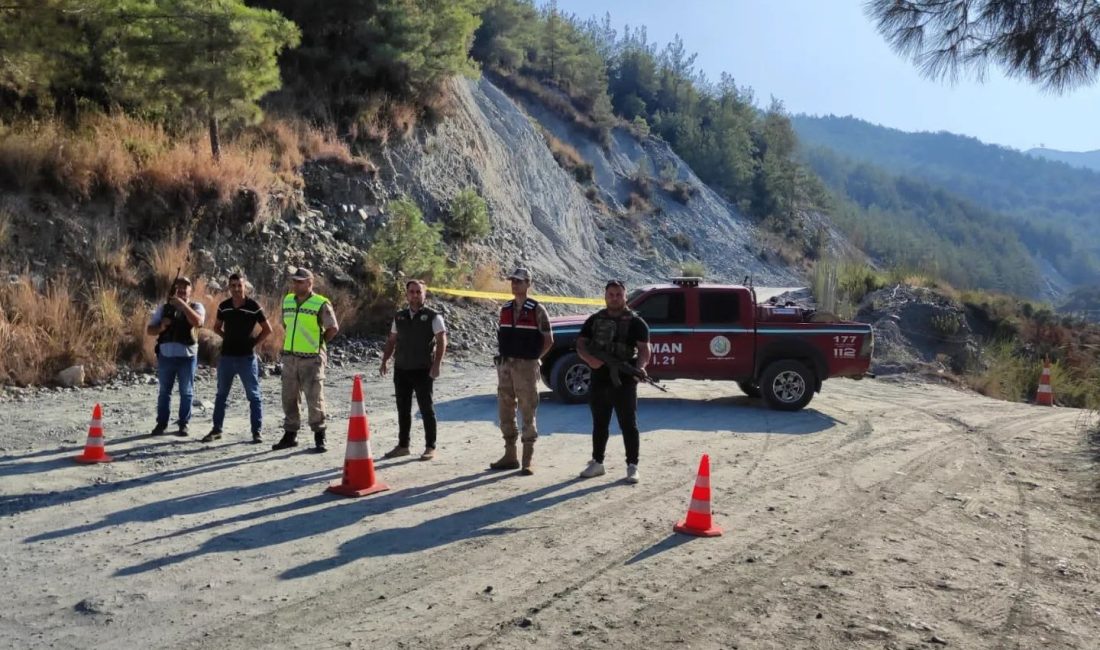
left=255, top=294, right=285, bottom=362
left=0, top=113, right=370, bottom=223
left=354, top=96, right=421, bottom=147
left=254, top=117, right=373, bottom=174
left=470, top=263, right=512, bottom=293
left=0, top=275, right=128, bottom=385
left=146, top=235, right=194, bottom=300
left=538, top=126, right=593, bottom=184
left=491, top=69, right=602, bottom=139
left=139, top=139, right=277, bottom=215
left=92, top=227, right=139, bottom=287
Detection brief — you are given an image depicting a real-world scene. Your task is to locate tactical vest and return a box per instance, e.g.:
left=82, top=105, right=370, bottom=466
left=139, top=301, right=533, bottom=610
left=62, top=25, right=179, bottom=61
left=497, top=298, right=543, bottom=359
left=590, top=308, right=637, bottom=361
left=394, top=306, right=439, bottom=370
left=282, top=292, right=330, bottom=355
left=157, top=302, right=200, bottom=348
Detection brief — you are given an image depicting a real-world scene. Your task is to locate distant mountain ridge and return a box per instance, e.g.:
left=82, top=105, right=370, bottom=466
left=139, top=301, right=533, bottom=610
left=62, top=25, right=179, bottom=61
left=791, top=114, right=1100, bottom=287
left=1026, top=147, right=1100, bottom=172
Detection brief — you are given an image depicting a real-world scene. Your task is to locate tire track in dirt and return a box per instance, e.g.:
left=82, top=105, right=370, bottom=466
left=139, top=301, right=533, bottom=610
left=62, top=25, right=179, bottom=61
left=451, top=401, right=982, bottom=647
left=180, top=404, right=959, bottom=649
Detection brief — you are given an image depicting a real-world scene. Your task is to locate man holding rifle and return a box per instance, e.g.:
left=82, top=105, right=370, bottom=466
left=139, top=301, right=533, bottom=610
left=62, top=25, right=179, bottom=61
left=576, top=279, right=651, bottom=484
left=146, top=275, right=206, bottom=436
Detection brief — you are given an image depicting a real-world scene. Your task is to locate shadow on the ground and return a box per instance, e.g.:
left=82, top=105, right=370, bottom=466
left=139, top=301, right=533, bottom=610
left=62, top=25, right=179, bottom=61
left=435, top=393, right=841, bottom=436
left=278, top=478, right=618, bottom=580
left=25, top=467, right=340, bottom=542
left=624, top=533, right=694, bottom=565
left=0, top=447, right=278, bottom=517
left=114, top=469, right=525, bottom=577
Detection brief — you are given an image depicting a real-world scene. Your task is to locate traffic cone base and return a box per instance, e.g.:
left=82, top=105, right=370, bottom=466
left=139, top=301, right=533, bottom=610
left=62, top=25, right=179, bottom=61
left=674, top=453, right=723, bottom=537
left=327, top=375, right=388, bottom=498
left=75, top=404, right=113, bottom=464
left=327, top=480, right=390, bottom=497
left=75, top=454, right=113, bottom=464
left=674, top=519, right=723, bottom=537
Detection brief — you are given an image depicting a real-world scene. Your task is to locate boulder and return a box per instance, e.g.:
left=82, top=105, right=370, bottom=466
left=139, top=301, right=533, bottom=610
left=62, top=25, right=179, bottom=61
left=56, top=365, right=85, bottom=388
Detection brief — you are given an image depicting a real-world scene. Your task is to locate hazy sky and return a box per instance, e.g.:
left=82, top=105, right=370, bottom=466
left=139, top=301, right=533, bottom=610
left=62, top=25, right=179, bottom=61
left=552, top=0, right=1100, bottom=152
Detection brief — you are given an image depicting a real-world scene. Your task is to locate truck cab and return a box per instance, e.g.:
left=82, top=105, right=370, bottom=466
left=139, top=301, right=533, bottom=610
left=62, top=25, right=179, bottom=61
left=543, top=278, right=873, bottom=411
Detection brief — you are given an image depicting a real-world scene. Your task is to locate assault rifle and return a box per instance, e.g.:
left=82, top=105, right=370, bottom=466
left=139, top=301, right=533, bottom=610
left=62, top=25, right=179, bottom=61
left=588, top=347, right=668, bottom=393
left=162, top=266, right=182, bottom=321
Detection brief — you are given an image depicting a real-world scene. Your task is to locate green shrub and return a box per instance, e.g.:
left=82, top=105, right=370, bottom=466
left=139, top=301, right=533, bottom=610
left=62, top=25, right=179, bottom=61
left=681, top=260, right=706, bottom=277
left=367, top=198, right=447, bottom=282
left=446, top=188, right=490, bottom=242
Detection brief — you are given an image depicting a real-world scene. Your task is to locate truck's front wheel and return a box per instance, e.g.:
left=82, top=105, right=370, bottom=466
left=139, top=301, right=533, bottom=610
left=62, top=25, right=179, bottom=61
left=550, top=352, right=591, bottom=404
left=760, top=360, right=815, bottom=411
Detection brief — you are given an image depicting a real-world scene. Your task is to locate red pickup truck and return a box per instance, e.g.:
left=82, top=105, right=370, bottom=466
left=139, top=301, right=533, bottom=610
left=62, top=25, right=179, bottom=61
left=542, top=278, right=874, bottom=411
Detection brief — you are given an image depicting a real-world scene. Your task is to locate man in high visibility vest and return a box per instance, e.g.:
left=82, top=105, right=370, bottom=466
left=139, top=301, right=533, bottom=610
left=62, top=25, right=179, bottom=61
left=272, top=267, right=339, bottom=452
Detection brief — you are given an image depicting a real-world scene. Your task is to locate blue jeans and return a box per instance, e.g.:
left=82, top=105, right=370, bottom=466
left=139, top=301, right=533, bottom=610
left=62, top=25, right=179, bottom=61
left=212, top=355, right=263, bottom=433
left=156, top=354, right=198, bottom=428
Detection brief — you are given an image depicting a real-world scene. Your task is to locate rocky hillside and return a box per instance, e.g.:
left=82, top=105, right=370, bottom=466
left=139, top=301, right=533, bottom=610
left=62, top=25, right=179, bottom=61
left=375, top=77, right=802, bottom=294
left=1, top=76, right=806, bottom=310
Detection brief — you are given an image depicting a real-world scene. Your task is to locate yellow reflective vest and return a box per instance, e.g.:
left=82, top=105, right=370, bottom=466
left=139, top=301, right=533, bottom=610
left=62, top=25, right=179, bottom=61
left=282, top=293, right=330, bottom=354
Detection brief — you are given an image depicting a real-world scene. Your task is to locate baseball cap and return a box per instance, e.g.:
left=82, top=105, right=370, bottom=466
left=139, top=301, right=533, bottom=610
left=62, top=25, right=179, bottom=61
left=290, top=267, right=314, bottom=281
left=605, top=279, right=626, bottom=289
left=507, top=267, right=532, bottom=282
left=172, top=276, right=192, bottom=288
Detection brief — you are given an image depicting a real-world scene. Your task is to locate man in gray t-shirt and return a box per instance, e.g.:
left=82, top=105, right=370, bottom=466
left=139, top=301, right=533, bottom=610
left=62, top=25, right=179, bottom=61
left=146, top=277, right=206, bottom=436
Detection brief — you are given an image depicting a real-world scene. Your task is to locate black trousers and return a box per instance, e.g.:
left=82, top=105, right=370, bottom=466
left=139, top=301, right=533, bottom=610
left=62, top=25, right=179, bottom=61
left=589, top=375, right=640, bottom=465
left=394, top=368, right=437, bottom=448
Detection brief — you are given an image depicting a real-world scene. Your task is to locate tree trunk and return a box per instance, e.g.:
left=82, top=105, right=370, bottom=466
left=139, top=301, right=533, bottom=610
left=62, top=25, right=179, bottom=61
left=208, top=113, right=221, bottom=161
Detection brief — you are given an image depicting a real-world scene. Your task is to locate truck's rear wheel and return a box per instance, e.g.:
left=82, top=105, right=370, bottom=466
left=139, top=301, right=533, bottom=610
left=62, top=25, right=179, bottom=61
left=737, top=381, right=761, bottom=398
left=760, top=360, right=815, bottom=411
left=550, top=352, right=591, bottom=404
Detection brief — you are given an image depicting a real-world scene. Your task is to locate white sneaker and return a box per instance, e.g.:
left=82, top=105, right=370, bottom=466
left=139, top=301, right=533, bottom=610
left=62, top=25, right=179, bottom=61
left=626, top=464, right=640, bottom=484
left=579, top=460, right=605, bottom=478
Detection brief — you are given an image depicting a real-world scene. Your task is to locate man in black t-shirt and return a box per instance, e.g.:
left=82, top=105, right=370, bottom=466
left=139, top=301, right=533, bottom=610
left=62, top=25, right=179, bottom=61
left=205, top=273, right=273, bottom=443
left=576, top=280, right=651, bottom=484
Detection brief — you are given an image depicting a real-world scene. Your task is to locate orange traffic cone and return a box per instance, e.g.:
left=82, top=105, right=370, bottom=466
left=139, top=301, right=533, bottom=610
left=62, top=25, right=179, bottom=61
left=674, top=454, right=722, bottom=537
left=327, top=375, right=389, bottom=497
left=1036, top=359, right=1054, bottom=406
left=74, top=404, right=113, bottom=464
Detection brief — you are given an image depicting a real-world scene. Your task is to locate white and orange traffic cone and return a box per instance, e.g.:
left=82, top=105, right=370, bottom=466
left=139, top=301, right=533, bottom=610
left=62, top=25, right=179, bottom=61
left=674, top=454, right=722, bottom=537
left=1036, top=359, right=1054, bottom=406
left=74, top=404, right=113, bottom=464
left=327, top=375, right=389, bottom=497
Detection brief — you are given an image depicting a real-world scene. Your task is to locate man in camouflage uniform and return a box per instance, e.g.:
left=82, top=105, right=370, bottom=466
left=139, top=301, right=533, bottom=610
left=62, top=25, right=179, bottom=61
left=490, top=268, right=553, bottom=475
left=576, top=280, right=651, bottom=484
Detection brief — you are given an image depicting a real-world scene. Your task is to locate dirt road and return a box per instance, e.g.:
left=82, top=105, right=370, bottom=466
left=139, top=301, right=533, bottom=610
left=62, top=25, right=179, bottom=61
left=1, top=363, right=1097, bottom=649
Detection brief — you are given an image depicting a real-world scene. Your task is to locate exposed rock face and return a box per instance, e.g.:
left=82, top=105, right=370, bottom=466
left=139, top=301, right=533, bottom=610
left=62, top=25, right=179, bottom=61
left=856, top=285, right=979, bottom=375
left=377, top=77, right=802, bottom=294
left=1, top=77, right=809, bottom=323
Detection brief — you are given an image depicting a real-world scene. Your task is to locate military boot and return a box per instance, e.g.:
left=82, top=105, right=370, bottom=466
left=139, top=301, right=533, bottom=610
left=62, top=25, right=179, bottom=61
left=520, top=442, right=535, bottom=476
left=272, top=431, right=298, bottom=451
left=313, top=429, right=327, bottom=453
left=489, top=443, right=520, bottom=470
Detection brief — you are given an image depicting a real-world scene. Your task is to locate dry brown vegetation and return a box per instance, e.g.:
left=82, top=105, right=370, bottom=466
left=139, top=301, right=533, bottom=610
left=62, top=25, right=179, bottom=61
left=0, top=113, right=370, bottom=225
left=0, top=275, right=141, bottom=385
left=536, top=126, right=594, bottom=185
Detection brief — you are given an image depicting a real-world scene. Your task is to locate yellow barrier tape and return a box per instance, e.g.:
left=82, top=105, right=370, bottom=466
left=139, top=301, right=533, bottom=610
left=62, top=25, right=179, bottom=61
left=430, top=287, right=603, bottom=306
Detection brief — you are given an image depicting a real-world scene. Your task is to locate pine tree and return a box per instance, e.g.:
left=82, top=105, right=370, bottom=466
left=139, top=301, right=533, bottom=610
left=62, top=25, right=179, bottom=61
left=112, top=0, right=300, bottom=159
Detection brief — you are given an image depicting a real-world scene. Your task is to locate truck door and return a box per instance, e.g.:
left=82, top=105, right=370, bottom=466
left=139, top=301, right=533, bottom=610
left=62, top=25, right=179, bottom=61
left=693, top=290, right=754, bottom=379
left=631, top=290, right=688, bottom=379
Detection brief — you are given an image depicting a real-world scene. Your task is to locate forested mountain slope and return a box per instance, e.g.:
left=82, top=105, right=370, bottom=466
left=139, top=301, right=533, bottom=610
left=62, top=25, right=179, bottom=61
left=793, top=115, right=1100, bottom=286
